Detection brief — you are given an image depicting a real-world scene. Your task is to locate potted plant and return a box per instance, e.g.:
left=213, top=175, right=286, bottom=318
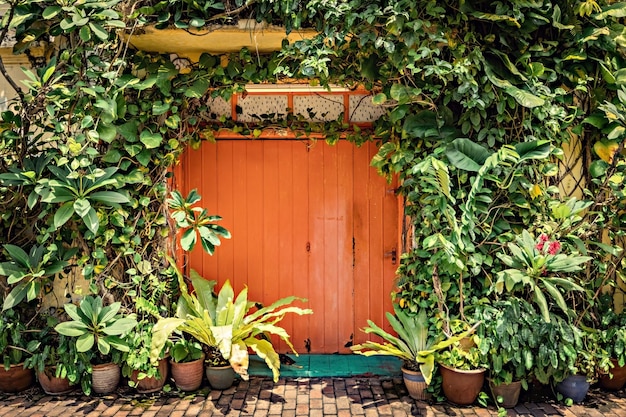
left=586, top=294, right=626, bottom=391
left=24, top=320, right=89, bottom=395
left=0, top=307, right=35, bottom=393
left=350, top=304, right=479, bottom=400
left=150, top=264, right=312, bottom=389
left=437, top=341, right=487, bottom=406
left=122, top=319, right=169, bottom=394
left=169, top=335, right=205, bottom=391
left=54, top=295, right=138, bottom=395
left=474, top=299, right=534, bottom=409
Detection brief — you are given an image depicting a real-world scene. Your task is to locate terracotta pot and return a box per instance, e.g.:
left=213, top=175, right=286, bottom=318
left=401, top=366, right=430, bottom=400
left=170, top=353, right=205, bottom=391
left=37, top=367, right=74, bottom=395
left=488, top=379, right=522, bottom=408
left=599, top=358, right=626, bottom=391
left=0, top=363, right=34, bottom=393
left=556, top=375, right=589, bottom=403
left=91, top=362, right=120, bottom=394
left=439, top=363, right=486, bottom=405
left=130, top=358, right=168, bottom=394
left=205, top=364, right=236, bottom=390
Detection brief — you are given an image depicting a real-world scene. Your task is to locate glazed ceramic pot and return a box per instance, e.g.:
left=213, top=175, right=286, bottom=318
left=599, top=359, right=626, bottom=391
left=401, top=366, right=430, bottom=400
left=439, top=363, right=486, bottom=405
left=0, top=363, right=34, bottom=393
left=205, top=364, right=236, bottom=390
left=556, top=375, right=590, bottom=404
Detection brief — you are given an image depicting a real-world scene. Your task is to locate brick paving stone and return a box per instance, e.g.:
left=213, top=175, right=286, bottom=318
left=295, top=403, right=309, bottom=415
left=323, top=403, right=337, bottom=414
left=310, top=398, right=323, bottom=409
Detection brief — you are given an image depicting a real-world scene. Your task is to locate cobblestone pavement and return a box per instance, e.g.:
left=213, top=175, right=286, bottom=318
left=1, top=377, right=626, bottom=417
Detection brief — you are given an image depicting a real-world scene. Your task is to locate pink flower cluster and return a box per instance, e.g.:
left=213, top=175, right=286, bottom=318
left=536, top=233, right=561, bottom=255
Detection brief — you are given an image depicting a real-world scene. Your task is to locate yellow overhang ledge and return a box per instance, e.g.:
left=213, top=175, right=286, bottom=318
left=125, top=21, right=318, bottom=62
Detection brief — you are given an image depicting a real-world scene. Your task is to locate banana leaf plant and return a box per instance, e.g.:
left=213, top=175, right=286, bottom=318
left=150, top=262, right=313, bottom=382
left=351, top=304, right=479, bottom=385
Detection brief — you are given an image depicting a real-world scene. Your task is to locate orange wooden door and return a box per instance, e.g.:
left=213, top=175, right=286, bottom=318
left=179, top=139, right=397, bottom=353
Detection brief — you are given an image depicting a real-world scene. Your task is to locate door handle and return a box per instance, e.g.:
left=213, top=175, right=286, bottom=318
left=384, top=248, right=397, bottom=265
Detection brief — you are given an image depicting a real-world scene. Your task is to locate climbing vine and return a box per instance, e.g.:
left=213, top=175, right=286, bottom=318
left=0, top=0, right=625, bottom=340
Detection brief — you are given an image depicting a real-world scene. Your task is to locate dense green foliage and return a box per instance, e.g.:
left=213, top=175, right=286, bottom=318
left=1, top=0, right=626, bottom=401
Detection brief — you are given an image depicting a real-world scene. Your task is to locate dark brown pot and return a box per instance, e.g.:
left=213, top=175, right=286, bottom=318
left=439, top=363, right=486, bottom=405
left=488, top=379, right=522, bottom=408
left=600, top=358, right=626, bottom=391
left=92, top=362, right=120, bottom=394
left=37, top=368, right=74, bottom=395
left=205, top=364, right=236, bottom=390
left=130, top=358, right=168, bottom=394
left=0, top=363, right=34, bottom=393
left=170, top=353, right=205, bottom=391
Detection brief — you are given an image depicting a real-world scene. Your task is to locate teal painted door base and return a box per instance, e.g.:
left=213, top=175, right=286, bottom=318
left=247, top=354, right=402, bottom=378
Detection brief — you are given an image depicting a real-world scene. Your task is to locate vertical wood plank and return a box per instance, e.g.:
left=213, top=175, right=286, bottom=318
left=307, top=141, right=326, bottom=352
left=246, top=140, right=264, bottom=299
left=232, top=140, right=249, bottom=290
left=336, top=140, right=355, bottom=353
left=215, top=141, right=235, bottom=286
left=352, top=143, right=372, bottom=346
left=262, top=140, right=280, bottom=308
left=323, top=141, right=339, bottom=352
left=290, top=141, right=310, bottom=352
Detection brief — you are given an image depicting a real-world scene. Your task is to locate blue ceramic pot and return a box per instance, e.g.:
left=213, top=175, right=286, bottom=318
left=555, top=375, right=590, bottom=403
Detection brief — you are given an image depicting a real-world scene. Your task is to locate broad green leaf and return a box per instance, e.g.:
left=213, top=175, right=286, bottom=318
left=2, top=283, right=28, bottom=310
left=181, top=229, right=197, bottom=251
left=83, top=207, right=99, bottom=234
left=73, top=198, right=91, bottom=218
left=90, top=191, right=129, bottom=204
left=4, top=244, right=30, bottom=268
left=42, top=6, right=62, bottom=19
left=54, top=201, right=75, bottom=229
left=504, top=86, right=545, bottom=108
left=140, top=131, right=163, bottom=149
left=76, top=333, right=95, bottom=353
left=89, top=22, right=108, bottom=41
left=54, top=321, right=89, bottom=337
left=515, top=140, right=550, bottom=162
left=445, top=138, right=491, bottom=172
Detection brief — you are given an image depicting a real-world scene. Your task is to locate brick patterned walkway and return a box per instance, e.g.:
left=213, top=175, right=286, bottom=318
left=1, top=377, right=626, bottom=416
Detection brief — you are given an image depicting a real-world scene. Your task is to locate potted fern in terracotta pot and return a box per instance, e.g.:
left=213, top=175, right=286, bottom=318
left=351, top=304, right=478, bottom=401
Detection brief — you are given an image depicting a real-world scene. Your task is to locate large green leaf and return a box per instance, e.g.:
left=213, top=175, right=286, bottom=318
left=2, top=282, right=28, bottom=310
left=446, top=139, right=492, bottom=172
left=514, top=140, right=550, bottom=162
left=3, top=244, right=30, bottom=268
left=504, top=86, right=545, bottom=108
left=55, top=321, right=89, bottom=337
left=76, top=333, right=95, bottom=353
left=140, top=130, right=164, bottom=149
left=150, top=317, right=186, bottom=362
left=90, top=191, right=129, bottom=204
left=54, top=202, right=75, bottom=229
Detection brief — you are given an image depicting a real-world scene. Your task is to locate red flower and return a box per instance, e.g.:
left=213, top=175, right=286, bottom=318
left=536, top=234, right=550, bottom=251
left=547, top=241, right=561, bottom=255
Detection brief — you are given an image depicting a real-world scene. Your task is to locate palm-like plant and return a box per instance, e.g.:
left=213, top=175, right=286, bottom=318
left=351, top=304, right=478, bottom=385
left=150, top=264, right=312, bottom=382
